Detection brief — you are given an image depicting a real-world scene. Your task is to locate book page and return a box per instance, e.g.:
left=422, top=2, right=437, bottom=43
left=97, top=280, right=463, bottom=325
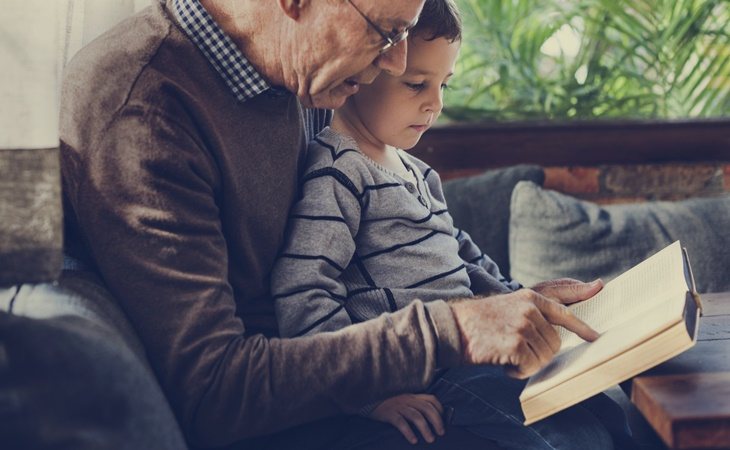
left=558, top=241, right=687, bottom=350
left=522, top=290, right=688, bottom=399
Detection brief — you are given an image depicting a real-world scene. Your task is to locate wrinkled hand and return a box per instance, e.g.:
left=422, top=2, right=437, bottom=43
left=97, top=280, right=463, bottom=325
left=450, top=280, right=603, bottom=379
left=369, top=394, right=445, bottom=444
left=531, top=278, right=603, bottom=305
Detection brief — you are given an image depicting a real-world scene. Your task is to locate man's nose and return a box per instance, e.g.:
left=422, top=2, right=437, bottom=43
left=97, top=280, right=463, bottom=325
left=374, top=40, right=407, bottom=76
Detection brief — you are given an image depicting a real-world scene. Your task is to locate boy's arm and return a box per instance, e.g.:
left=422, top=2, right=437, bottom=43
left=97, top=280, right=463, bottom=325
left=272, top=165, right=361, bottom=337
left=418, top=163, right=521, bottom=293
left=454, top=227, right=522, bottom=293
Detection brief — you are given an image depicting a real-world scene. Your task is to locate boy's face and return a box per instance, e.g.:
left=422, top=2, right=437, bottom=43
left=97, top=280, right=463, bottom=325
left=345, top=35, right=460, bottom=150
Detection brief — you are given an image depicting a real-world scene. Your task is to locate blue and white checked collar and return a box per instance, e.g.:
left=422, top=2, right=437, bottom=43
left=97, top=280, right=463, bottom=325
left=172, top=0, right=270, bottom=102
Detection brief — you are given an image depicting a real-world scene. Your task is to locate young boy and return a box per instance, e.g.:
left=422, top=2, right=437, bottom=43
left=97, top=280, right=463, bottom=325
left=272, top=1, right=634, bottom=448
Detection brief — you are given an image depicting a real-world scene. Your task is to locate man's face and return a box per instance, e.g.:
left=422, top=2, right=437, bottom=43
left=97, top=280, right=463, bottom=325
left=292, top=0, right=424, bottom=109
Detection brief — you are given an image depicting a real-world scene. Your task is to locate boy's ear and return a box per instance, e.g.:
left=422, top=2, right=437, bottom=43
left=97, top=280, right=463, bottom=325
left=278, top=0, right=310, bottom=20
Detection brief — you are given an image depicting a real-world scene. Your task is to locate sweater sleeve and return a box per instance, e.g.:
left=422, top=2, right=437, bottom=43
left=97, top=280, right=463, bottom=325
left=62, top=109, right=462, bottom=447
left=420, top=163, right=521, bottom=294
left=271, top=161, right=362, bottom=337
left=454, top=227, right=522, bottom=293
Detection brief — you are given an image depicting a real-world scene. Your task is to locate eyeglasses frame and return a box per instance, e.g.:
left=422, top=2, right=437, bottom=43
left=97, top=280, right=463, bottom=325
left=346, top=0, right=411, bottom=54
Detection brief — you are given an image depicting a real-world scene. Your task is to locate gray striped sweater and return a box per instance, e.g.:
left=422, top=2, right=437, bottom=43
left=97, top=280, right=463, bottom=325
left=272, top=127, right=520, bottom=338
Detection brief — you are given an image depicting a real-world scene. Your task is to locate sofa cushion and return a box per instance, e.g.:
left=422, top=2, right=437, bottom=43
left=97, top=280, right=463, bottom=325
left=442, top=165, right=545, bottom=279
left=0, top=274, right=187, bottom=449
left=508, top=181, right=730, bottom=293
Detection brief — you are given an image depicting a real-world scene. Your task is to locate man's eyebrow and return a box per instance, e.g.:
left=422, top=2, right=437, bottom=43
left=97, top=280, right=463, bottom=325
left=386, top=17, right=417, bottom=29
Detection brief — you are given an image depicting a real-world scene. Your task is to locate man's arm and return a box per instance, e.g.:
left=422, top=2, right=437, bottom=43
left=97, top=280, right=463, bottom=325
left=61, top=109, right=463, bottom=446
left=63, top=107, right=601, bottom=444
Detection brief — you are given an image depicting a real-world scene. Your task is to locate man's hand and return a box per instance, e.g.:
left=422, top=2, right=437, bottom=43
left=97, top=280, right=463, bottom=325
left=369, top=394, right=445, bottom=444
left=450, top=282, right=602, bottom=379
left=531, top=278, right=603, bottom=305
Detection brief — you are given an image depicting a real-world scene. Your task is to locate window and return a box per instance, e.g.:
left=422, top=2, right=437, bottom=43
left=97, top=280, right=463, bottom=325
left=445, top=0, right=730, bottom=122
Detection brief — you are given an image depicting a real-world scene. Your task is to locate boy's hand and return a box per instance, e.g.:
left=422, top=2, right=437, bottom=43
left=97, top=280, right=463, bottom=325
left=369, top=393, right=445, bottom=444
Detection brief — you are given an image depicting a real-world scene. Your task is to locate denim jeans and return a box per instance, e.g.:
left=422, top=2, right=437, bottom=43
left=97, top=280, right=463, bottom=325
left=427, top=365, right=638, bottom=450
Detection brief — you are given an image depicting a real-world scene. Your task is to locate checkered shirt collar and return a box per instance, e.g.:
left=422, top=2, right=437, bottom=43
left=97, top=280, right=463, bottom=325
left=173, top=0, right=270, bottom=102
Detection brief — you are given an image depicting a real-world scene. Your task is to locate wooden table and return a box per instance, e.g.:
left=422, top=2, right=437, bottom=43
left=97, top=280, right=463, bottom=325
left=631, top=291, right=730, bottom=449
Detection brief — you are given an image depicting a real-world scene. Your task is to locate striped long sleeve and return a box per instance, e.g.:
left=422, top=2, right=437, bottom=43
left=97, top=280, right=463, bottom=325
left=272, top=127, right=518, bottom=338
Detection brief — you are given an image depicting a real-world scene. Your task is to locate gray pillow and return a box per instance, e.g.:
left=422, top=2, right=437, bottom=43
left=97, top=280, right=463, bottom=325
left=443, top=165, right=545, bottom=279
left=509, top=181, right=730, bottom=293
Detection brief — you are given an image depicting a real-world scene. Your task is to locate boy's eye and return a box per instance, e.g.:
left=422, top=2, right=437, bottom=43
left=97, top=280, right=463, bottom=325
left=441, top=83, right=450, bottom=91
left=405, top=82, right=426, bottom=91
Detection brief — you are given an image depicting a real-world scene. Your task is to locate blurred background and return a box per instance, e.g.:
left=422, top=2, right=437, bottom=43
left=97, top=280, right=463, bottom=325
left=444, top=0, right=729, bottom=123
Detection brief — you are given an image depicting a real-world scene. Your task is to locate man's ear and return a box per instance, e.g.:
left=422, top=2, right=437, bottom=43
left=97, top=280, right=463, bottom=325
left=278, top=0, right=311, bottom=20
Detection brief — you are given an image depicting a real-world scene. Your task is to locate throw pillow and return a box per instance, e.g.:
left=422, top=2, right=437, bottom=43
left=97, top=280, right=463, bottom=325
left=443, top=165, right=545, bottom=279
left=509, top=181, right=730, bottom=293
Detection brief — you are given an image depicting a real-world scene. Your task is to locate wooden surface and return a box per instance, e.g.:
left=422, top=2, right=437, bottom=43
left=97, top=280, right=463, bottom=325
left=631, top=292, right=730, bottom=449
left=0, top=148, right=62, bottom=286
left=412, top=119, right=730, bottom=170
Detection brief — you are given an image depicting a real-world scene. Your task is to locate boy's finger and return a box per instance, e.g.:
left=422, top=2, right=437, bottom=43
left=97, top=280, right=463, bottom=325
left=402, top=407, right=435, bottom=443
left=414, top=400, right=445, bottom=436
left=418, top=394, right=444, bottom=415
left=391, top=415, right=418, bottom=444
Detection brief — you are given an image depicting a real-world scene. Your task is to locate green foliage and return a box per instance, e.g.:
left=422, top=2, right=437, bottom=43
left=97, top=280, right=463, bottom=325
left=444, top=0, right=730, bottom=122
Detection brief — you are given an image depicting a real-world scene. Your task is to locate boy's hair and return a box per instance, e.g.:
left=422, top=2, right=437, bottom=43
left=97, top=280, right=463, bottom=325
left=411, top=0, right=462, bottom=42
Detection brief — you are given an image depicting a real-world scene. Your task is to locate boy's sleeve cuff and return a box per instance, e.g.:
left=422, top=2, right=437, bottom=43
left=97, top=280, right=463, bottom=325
left=358, top=400, right=382, bottom=417
left=423, top=300, right=462, bottom=369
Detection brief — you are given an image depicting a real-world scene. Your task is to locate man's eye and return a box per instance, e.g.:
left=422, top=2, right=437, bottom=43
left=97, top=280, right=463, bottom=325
left=405, top=82, right=426, bottom=91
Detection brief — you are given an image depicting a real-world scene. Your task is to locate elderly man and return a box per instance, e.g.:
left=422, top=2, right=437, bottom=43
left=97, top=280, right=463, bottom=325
left=59, top=0, right=618, bottom=448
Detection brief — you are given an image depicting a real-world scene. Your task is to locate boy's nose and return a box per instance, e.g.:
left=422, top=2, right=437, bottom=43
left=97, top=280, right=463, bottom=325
left=424, top=90, right=444, bottom=114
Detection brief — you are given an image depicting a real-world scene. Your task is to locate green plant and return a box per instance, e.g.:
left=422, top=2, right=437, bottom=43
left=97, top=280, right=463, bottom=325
left=444, top=0, right=730, bottom=122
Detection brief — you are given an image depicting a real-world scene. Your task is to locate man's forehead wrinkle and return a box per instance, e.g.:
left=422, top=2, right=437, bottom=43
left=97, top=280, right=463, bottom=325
left=369, top=6, right=418, bottom=30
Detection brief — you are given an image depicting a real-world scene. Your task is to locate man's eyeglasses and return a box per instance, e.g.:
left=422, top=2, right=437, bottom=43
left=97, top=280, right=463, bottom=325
left=346, top=0, right=411, bottom=54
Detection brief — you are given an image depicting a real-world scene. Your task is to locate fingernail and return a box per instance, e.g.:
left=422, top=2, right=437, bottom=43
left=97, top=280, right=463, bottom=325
left=591, top=279, right=602, bottom=286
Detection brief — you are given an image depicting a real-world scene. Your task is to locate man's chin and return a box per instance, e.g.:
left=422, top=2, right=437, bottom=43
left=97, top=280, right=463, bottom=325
left=303, top=87, right=354, bottom=109
left=304, top=96, right=345, bottom=109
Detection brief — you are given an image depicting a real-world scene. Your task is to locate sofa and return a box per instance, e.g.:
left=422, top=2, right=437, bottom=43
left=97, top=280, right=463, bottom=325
left=1, top=164, right=728, bottom=449
left=442, top=164, right=730, bottom=294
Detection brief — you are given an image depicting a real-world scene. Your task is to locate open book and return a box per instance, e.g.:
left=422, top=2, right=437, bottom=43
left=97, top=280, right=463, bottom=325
left=520, top=241, right=701, bottom=425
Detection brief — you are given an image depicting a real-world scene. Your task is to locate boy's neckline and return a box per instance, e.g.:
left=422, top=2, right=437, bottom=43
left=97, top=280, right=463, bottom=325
left=318, top=127, right=417, bottom=183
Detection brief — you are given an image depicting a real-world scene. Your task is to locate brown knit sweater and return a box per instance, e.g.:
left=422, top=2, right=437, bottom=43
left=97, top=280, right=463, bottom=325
left=59, top=1, right=461, bottom=446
